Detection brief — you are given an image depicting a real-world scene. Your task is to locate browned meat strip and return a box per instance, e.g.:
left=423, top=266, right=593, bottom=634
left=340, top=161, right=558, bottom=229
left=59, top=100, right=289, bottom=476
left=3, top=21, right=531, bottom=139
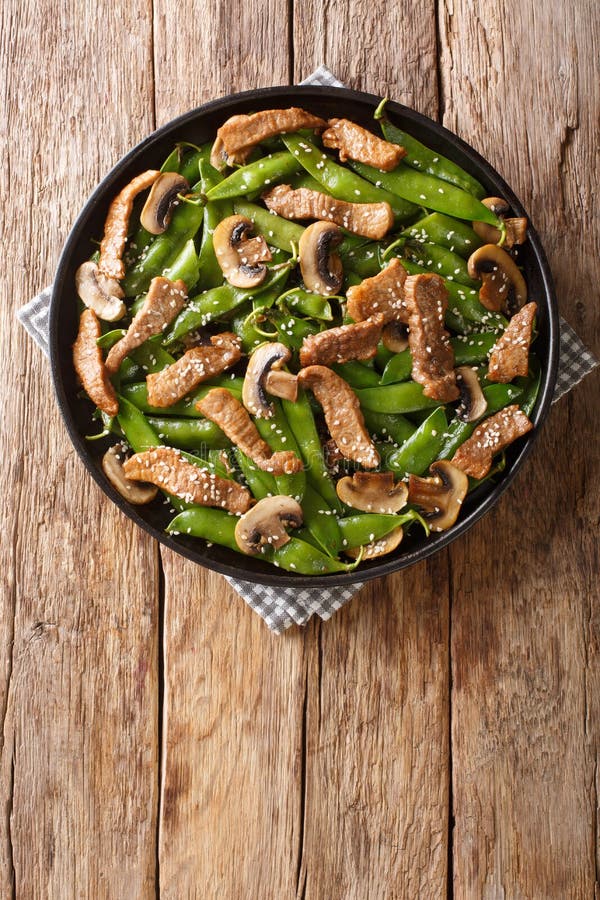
left=123, top=447, right=251, bottom=514
left=98, top=170, right=161, bottom=279
left=322, top=118, right=406, bottom=171
left=196, top=389, right=303, bottom=475
left=105, top=277, right=187, bottom=373
left=298, top=365, right=380, bottom=469
left=346, top=258, right=409, bottom=324
left=72, top=309, right=119, bottom=416
left=405, top=273, right=459, bottom=402
left=146, top=333, right=241, bottom=407
left=299, top=316, right=383, bottom=367
left=262, top=184, right=393, bottom=240
left=211, top=108, right=327, bottom=168
left=488, top=302, right=537, bottom=383
left=451, top=406, right=533, bottom=479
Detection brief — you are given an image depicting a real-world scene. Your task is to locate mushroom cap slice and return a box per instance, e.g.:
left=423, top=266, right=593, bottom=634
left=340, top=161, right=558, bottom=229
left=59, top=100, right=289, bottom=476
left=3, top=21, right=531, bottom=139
left=213, top=214, right=272, bottom=288
left=336, top=471, right=408, bottom=514
left=264, top=369, right=298, bottom=402
left=75, top=261, right=126, bottom=322
left=467, top=243, right=527, bottom=314
left=140, top=172, right=190, bottom=235
left=407, top=460, right=469, bottom=532
left=234, top=495, right=304, bottom=555
left=242, top=341, right=292, bottom=418
left=381, top=320, right=409, bottom=353
left=345, top=526, right=404, bottom=560
left=102, top=445, right=158, bottom=505
left=299, top=221, right=344, bottom=295
left=472, top=197, right=528, bottom=248
left=455, top=366, right=488, bottom=423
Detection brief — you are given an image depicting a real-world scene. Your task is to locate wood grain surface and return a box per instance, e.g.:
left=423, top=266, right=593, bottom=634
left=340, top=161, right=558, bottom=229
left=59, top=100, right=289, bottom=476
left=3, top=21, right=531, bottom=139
left=1, top=1, right=598, bottom=898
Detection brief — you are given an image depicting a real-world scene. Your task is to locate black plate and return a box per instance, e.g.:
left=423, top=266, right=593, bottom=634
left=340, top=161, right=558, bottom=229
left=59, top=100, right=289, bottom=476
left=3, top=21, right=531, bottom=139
left=49, top=85, right=559, bottom=587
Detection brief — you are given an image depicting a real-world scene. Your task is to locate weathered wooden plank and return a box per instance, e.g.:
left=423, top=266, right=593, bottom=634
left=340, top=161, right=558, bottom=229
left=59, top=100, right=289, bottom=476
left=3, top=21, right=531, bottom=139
left=438, top=1, right=600, bottom=896
left=0, top=0, right=159, bottom=896
left=292, top=8, right=450, bottom=898
left=152, top=4, right=307, bottom=896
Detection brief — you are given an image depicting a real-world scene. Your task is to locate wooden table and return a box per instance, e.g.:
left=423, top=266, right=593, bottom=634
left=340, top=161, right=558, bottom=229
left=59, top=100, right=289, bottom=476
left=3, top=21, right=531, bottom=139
left=2, top=1, right=598, bottom=896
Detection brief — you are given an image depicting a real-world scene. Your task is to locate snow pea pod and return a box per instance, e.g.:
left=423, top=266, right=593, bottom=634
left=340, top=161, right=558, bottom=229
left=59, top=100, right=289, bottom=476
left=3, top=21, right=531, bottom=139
left=180, top=145, right=212, bottom=184
left=518, top=358, right=541, bottom=416
left=234, top=449, right=277, bottom=499
left=123, top=197, right=204, bottom=296
left=166, top=507, right=240, bottom=551
left=116, top=394, right=160, bottom=452
left=254, top=399, right=306, bottom=501
left=452, top=331, right=498, bottom=365
left=438, top=383, right=524, bottom=459
left=362, top=408, right=417, bottom=445
left=163, top=238, right=200, bottom=290
left=379, top=118, right=486, bottom=199
left=350, top=159, right=498, bottom=225
left=387, top=407, right=447, bottom=475
left=120, top=377, right=243, bottom=416
left=338, top=510, right=426, bottom=549
left=206, top=151, right=301, bottom=200
left=380, top=349, right=412, bottom=385
left=402, top=212, right=482, bottom=258
left=266, top=538, right=357, bottom=575
left=277, top=288, right=334, bottom=321
left=301, top=483, right=343, bottom=558
left=233, top=199, right=305, bottom=251
left=332, top=361, right=381, bottom=389
left=97, top=328, right=126, bottom=350
left=282, top=390, right=343, bottom=512
left=357, top=382, right=439, bottom=414
left=271, top=311, right=321, bottom=353
left=146, top=417, right=230, bottom=450
left=282, top=134, right=418, bottom=221
left=389, top=239, right=479, bottom=288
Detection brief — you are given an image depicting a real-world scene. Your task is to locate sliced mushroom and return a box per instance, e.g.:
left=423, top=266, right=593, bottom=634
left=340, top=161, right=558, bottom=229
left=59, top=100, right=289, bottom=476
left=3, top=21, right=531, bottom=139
left=234, top=495, right=304, bottom=555
left=472, top=197, right=528, bottom=248
left=299, top=221, right=343, bottom=295
left=102, top=445, right=158, bottom=504
left=264, top=369, right=298, bottom=402
left=455, top=366, right=488, bottom=423
left=381, top=320, right=409, bottom=353
left=242, top=342, right=292, bottom=418
left=407, top=460, right=469, bottom=532
left=75, top=261, right=126, bottom=322
left=213, top=215, right=272, bottom=288
left=336, top=471, right=408, bottom=514
left=345, top=526, right=404, bottom=559
left=140, top=172, right=190, bottom=234
left=468, top=244, right=527, bottom=314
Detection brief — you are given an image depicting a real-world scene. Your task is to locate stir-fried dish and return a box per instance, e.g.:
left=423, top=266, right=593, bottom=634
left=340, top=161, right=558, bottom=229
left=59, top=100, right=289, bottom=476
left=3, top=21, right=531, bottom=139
left=73, top=101, right=540, bottom=575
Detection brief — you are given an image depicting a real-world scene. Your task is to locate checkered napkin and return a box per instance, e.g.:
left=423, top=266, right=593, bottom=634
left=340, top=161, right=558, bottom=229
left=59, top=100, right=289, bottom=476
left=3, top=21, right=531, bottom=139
left=18, top=66, right=598, bottom=633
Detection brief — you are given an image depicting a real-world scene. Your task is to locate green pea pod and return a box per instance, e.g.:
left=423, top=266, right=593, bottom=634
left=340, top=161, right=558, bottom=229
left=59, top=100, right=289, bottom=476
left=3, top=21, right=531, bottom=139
left=277, top=288, right=334, bottom=321
left=331, top=360, right=380, bottom=389
left=282, top=134, right=418, bottom=221
left=282, top=389, right=343, bottom=513
left=379, top=118, right=486, bottom=199
left=402, top=212, right=482, bottom=259
left=271, top=310, right=321, bottom=353
left=518, top=357, right=542, bottom=416
left=120, top=377, right=243, bottom=417
left=387, top=407, right=447, bottom=475
left=254, top=399, right=306, bottom=500
left=233, top=199, right=305, bottom=251
left=146, top=417, right=230, bottom=450
left=180, top=145, right=212, bottom=184
left=165, top=266, right=290, bottom=344
left=163, top=238, right=200, bottom=291
left=96, top=328, right=126, bottom=350
left=357, top=382, right=439, bottom=414
left=391, top=239, right=479, bottom=288
left=122, top=198, right=204, bottom=296
left=349, top=159, right=498, bottom=226
left=380, top=349, right=412, bottom=384
left=338, top=510, right=427, bottom=549
left=116, top=395, right=161, bottom=452
left=160, top=146, right=183, bottom=174
left=235, top=449, right=277, bottom=500
left=438, top=383, right=524, bottom=459
left=206, top=151, right=301, bottom=200
left=362, top=408, right=417, bottom=445
left=339, top=241, right=384, bottom=278
left=129, top=339, right=176, bottom=374
left=266, top=538, right=357, bottom=575
left=452, top=331, right=498, bottom=365
left=301, top=484, right=343, bottom=558
left=166, top=507, right=240, bottom=552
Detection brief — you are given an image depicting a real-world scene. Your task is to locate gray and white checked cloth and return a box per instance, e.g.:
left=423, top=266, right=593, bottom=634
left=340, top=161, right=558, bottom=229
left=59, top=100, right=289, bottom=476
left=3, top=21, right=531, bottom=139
left=17, top=66, right=598, bottom=633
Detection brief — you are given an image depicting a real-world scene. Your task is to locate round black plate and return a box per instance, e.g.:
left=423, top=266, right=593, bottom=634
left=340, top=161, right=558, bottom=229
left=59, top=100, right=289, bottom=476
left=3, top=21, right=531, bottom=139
left=49, top=85, right=559, bottom=587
